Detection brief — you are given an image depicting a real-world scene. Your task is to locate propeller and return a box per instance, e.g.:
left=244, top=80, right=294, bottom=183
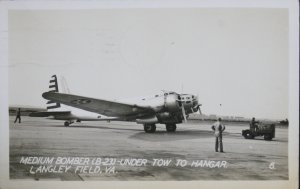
left=198, top=104, right=202, bottom=115
left=177, top=93, right=202, bottom=122
left=195, top=94, right=202, bottom=115
left=189, top=94, right=202, bottom=115
left=176, top=93, right=187, bottom=122
left=181, top=103, right=187, bottom=122
left=191, top=104, right=202, bottom=114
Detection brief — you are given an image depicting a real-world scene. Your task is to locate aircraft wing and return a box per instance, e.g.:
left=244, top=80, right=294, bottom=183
left=29, top=111, right=71, bottom=117
left=42, top=92, right=154, bottom=118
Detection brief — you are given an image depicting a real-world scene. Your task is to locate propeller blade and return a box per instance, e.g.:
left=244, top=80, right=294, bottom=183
left=198, top=105, right=202, bottom=115
left=181, top=104, right=187, bottom=122
left=195, top=94, right=201, bottom=115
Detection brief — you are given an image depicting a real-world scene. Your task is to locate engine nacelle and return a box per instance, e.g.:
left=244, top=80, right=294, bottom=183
left=156, top=112, right=182, bottom=123
left=164, top=94, right=181, bottom=112
left=136, top=116, right=158, bottom=124
left=157, top=112, right=171, bottom=119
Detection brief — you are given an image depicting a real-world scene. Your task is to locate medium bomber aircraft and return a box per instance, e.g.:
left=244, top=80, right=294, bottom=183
left=39, top=76, right=202, bottom=133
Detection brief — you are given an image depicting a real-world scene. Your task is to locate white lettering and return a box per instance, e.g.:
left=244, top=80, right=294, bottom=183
left=29, top=165, right=72, bottom=174
left=152, top=159, right=172, bottom=167
left=191, top=160, right=228, bottom=168
left=119, top=159, right=147, bottom=166
left=175, top=159, right=187, bottom=167
left=55, top=157, right=89, bottom=165
left=20, top=157, right=54, bottom=165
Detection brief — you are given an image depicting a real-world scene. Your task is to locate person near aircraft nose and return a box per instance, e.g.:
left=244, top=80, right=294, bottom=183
left=211, top=118, right=225, bottom=152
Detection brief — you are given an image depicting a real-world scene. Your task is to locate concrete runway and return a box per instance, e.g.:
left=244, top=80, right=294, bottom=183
left=9, top=116, right=288, bottom=180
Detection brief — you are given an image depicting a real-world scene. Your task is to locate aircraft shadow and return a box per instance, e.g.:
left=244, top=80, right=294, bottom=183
left=69, top=125, right=142, bottom=132
left=129, top=130, right=214, bottom=142
left=37, top=124, right=142, bottom=132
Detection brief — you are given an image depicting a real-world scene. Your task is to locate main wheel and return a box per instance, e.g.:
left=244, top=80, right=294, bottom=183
left=243, top=130, right=254, bottom=139
left=166, top=124, right=177, bottom=132
left=144, top=124, right=156, bottom=133
left=64, top=121, right=70, bottom=127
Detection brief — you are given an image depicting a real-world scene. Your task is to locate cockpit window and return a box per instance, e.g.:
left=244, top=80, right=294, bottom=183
left=155, top=95, right=159, bottom=97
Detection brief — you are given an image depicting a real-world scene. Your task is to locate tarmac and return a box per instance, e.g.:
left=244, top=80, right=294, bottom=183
left=9, top=116, right=288, bottom=181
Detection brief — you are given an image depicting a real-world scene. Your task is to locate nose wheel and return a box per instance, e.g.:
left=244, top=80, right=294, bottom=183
left=144, top=124, right=156, bottom=133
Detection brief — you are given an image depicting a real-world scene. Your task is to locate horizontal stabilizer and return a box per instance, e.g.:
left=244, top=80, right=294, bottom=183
left=29, top=111, right=71, bottom=117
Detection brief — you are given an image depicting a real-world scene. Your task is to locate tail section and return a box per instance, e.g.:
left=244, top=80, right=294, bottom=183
left=47, top=75, right=61, bottom=110
left=48, top=75, right=59, bottom=92
left=30, top=75, right=71, bottom=117
left=46, top=75, right=71, bottom=111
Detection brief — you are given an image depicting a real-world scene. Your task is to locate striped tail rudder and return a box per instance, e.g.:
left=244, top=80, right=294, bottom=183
left=47, top=75, right=61, bottom=110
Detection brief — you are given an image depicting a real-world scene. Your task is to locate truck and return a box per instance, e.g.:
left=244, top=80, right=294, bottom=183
left=242, top=123, right=275, bottom=140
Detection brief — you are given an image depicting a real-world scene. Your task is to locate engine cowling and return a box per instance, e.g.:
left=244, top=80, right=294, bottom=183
left=157, top=112, right=171, bottom=120
left=156, top=112, right=182, bottom=123
left=136, top=116, right=158, bottom=124
left=164, top=94, right=181, bottom=112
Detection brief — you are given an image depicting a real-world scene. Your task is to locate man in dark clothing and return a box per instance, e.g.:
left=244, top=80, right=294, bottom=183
left=250, top=117, right=259, bottom=132
left=211, top=118, right=226, bottom=152
left=14, top=108, right=21, bottom=123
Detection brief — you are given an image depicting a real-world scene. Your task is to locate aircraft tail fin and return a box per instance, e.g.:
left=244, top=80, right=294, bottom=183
left=47, top=75, right=61, bottom=111
left=31, top=75, right=71, bottom=116
left=46, top=75, right=71, bottom=112
left=46, top=75, right=61, bottom=110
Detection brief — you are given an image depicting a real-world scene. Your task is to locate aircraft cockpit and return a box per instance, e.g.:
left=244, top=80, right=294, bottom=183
left=163, top=91, right=177, bottom=96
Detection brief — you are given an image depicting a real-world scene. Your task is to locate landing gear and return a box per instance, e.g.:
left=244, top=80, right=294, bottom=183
left=166, top=123, right=177, bottom=132
left=144, top=124, right=156, bottom=133
left=64, top=121, right=74, bottom=127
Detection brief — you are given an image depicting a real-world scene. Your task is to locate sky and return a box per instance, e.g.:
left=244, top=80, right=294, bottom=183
left=8, top=8, right=289, bottom=120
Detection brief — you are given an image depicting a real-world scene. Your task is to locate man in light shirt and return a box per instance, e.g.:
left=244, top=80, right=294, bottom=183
left=211, top=118, right=226, bottom=152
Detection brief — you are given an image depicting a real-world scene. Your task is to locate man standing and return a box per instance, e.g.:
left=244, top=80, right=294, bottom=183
left=14, top=108, right=21, bottom=123
left=211, top=118, right=225, bottom=152
left=250, top=117, right=259, bottom=132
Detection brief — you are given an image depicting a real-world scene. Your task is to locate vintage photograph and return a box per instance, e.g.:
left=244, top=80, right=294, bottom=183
left=7, top=8, right=290, bottom=181
left=0, top=1, right=298, bottom=188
